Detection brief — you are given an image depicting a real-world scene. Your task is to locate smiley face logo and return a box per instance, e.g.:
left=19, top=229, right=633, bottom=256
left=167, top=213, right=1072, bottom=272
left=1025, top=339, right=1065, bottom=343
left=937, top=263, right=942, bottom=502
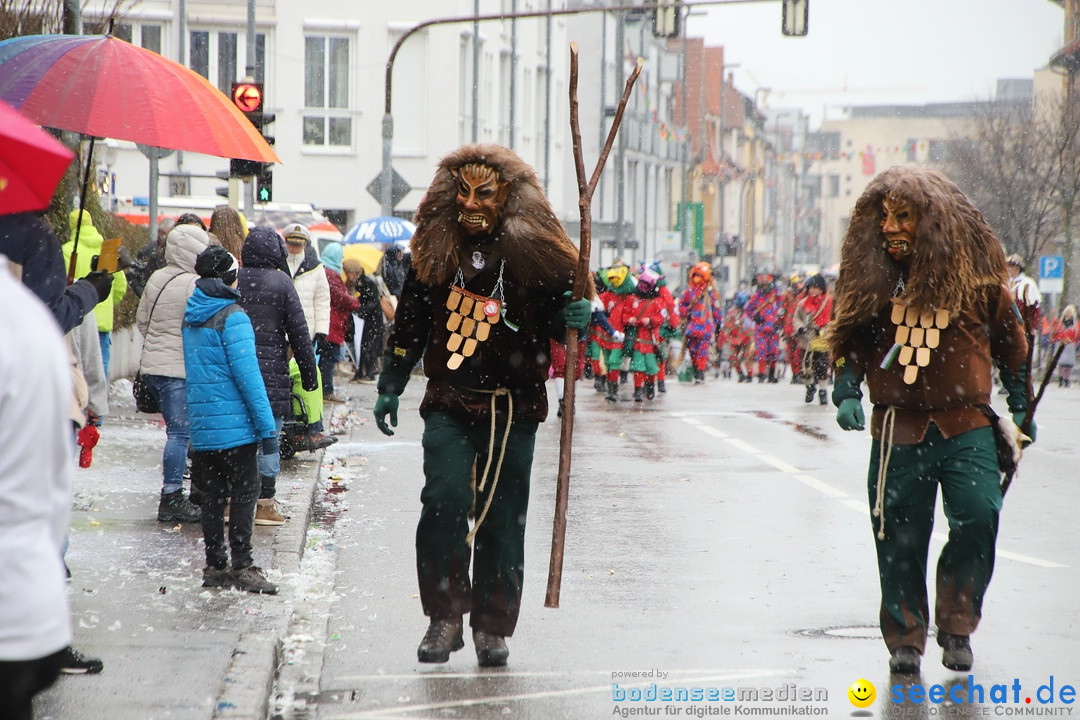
left=848, top=679, right=876, bottom=708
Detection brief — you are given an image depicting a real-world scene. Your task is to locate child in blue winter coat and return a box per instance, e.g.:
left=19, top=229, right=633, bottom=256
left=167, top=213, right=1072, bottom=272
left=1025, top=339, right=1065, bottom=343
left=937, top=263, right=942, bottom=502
left=182, top=246, right=279, bottom=594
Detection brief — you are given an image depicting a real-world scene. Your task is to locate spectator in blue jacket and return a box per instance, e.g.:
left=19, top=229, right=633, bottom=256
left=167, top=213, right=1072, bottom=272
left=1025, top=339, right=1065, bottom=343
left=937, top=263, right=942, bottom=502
left=183, top=246, right=279, bottom=595
left=237, top=226, right=319, bottom=525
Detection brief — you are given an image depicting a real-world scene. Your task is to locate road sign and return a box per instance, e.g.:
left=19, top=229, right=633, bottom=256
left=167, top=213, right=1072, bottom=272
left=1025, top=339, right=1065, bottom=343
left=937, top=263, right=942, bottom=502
left=1039, top=254, right=1064, bottom=294
left=1039, top=255, right=1063, bottom=279
left=231, top=82, right=263, bottom=113
left=366, top=167, right=412, bottom=210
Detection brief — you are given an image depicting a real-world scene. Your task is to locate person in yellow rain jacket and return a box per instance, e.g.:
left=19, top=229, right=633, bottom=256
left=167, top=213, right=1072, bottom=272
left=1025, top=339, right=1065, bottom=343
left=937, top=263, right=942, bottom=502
left=64, top=209, right=127, bottom=378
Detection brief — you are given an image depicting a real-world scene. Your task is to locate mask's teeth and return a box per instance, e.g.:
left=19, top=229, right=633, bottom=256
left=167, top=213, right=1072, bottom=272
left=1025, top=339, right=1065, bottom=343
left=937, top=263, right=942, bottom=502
left=480, top=218, right=488, bottom=229
left=457, top=213, right=465, bottom=223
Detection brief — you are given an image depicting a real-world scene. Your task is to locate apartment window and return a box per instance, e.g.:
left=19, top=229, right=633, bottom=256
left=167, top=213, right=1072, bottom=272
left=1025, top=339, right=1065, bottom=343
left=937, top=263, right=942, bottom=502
left=304, top=35, right=351, bottom=147
left=498, top=52, right=510, bottom=146
left=141, top=25, right=161, bottom=54
left=828, top=174, right=840, bottom=198
left=190, top=31, right=209, bottom=78
left=189, top=30, right=264, bottom=94
left=906, top=138, right=917, bottom=162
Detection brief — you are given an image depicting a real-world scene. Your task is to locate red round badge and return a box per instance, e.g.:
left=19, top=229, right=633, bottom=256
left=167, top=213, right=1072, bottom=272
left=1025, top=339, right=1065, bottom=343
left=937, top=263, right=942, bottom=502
left=483, top=301, right=499, bottom=317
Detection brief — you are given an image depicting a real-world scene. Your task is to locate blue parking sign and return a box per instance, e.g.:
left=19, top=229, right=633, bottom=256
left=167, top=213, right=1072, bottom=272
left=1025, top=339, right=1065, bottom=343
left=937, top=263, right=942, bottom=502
left=1039, top=255, right=1064, bottom=279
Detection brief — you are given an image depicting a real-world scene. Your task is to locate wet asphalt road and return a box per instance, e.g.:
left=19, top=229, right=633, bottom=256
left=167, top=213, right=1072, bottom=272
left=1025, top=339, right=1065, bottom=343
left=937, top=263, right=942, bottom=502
left=276, top=370, right=1080, bottom=720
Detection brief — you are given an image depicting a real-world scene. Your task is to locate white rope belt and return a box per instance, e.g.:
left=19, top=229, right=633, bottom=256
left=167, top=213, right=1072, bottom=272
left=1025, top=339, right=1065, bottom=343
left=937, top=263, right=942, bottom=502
left=873, top=406, right=898, bottom=541
left=466, top=388, right=513, bottom=547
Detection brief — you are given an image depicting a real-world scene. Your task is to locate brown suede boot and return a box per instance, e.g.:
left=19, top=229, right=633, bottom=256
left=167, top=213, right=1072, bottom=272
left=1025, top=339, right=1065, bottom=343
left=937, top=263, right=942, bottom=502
left=417, top=617, right=464, bottom=663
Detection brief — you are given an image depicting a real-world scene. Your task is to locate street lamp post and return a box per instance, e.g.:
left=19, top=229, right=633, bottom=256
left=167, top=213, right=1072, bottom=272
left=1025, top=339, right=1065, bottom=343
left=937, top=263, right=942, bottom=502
left=717, top=63, right=738, bottom=255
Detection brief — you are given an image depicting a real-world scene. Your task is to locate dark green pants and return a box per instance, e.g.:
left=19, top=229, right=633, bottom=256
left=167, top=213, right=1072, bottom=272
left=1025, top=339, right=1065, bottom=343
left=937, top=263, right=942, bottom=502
left=866, top=423, right=1001, bottom=653
left=417, top=411, right=538, bottom=637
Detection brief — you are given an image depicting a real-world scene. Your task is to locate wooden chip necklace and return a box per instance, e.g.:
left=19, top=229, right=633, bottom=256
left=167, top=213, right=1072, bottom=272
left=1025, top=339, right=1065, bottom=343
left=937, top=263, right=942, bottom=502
left=444, top=261, right=505, bottom=370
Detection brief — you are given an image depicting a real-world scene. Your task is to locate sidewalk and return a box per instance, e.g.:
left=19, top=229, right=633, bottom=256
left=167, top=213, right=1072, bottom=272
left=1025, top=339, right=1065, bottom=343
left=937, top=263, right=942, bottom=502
left=34, top=376, right=362, bottom=720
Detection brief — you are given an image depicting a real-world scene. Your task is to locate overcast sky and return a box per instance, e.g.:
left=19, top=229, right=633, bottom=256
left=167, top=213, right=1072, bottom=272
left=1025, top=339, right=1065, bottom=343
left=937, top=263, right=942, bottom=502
left=690, top=0, right=1065, bottom=127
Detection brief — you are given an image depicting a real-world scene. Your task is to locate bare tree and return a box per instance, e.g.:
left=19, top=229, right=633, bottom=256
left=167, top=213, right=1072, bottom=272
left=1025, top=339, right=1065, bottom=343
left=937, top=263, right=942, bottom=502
left=1041, top=90, right=1080, bottom=303
left=0, top=0, right=64, bottom=39
left=943, top=101, right=1060, bottom=271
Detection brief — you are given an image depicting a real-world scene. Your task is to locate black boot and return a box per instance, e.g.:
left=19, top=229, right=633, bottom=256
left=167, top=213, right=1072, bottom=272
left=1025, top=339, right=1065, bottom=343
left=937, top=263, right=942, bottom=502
left=418, top=618, right=465, bottom=663
left=768, top=366, right=779, bottom=383
left=606, top=379, right=619, bottom=402
left=473, top=630, right=510, bottom=667
left=633, top=386, right=644, bottom=402
left=758, top=373, right=766, bottom=383
left=557, top=398, right=565, bottom=417
left=645, top=381, right=656, bottom=400
left=819, top=388, right=828, bottom=405
left=158, top=489, right=201, bottom=523
left=594, top=375, right=606, bottom=393
left=583, top=363, right=594, bottom=379
left=694, top=369, right=705, bottom=384
left=805, top=384, right=815, bottom=403
left=657, top=379, right=667, bottom=393
left=619, top=370, right=628, bottom=385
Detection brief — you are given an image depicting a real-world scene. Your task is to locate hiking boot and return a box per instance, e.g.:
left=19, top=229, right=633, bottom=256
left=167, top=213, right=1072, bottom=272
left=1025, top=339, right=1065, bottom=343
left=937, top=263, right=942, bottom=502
left=657, top=379, right=666, bottom=393
left=633, top=386, right=644, bottom=402
left=473, top=630, right=510, bottom=667
left=324, top=393, right=346, bottom=404
left=418, top=617, right=464, bottom=663
left=60, top=647, right=104, bottom=675
left=254, top=498, right=286, bottom=526
left=202, top=565, right=232, bottom=589
left=231, top=565, right=278, bottom=594
left=157, top=490, right=201, bottom=523
left=307, top=432, right=338, bottom=452
left=938, top=632, right=973, bottom=671
left=645, top=381, right=656, bottom=400
left=819, top=388, right=828, bottom=405
left=805, top=385, right=815, bottom=403
left=606, top=379, right=619, bottom=403
left=889, top=646, right=921, bottom=674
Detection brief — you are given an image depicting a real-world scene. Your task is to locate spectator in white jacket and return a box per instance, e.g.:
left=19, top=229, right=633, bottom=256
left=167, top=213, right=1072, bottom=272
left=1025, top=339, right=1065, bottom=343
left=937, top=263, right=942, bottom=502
left=0, top=257, right=74, bottom=716
left=135, top=223, right=210, bottom=524
left=283, top=224, right=334, bottom=449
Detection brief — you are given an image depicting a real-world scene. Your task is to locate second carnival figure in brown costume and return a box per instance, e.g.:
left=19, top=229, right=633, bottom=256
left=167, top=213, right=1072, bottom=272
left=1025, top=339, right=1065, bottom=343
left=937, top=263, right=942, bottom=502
left=373, top=144, right=594, bottom=666
left=829, top=166, right=1031, bottom=674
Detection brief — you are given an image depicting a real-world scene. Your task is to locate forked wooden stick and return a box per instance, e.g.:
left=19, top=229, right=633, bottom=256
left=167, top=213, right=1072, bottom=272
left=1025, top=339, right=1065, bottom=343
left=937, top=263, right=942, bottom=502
left=545, top=44, right=642, bottom=608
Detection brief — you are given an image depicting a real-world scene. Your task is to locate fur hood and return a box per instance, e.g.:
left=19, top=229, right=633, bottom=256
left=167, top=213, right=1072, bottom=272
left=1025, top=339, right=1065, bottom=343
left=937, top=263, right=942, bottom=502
left=828, top=166, right=1007, bottom=356
left=410, top=143, right=593, bottom=297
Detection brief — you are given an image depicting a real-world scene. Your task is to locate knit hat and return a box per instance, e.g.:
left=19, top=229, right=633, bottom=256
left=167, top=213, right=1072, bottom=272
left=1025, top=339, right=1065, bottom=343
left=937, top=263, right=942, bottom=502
left=195, top=245, right=239, bottom=286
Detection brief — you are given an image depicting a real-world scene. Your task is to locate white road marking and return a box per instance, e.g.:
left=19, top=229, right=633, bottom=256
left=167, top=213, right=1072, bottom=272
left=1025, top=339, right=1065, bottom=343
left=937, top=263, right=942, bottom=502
left=677, top=416, right=1068, bottom=569
left=323, top=669, right=793, bottom=719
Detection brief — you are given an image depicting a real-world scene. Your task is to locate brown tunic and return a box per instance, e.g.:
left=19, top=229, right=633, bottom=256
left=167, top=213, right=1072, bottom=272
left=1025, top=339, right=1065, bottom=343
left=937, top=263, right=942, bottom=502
left=838, top=284, right=1027, bottom=444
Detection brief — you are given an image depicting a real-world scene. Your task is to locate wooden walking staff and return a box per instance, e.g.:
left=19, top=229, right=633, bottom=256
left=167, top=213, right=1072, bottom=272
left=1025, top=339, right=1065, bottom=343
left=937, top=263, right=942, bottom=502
left=545, top=44, right=642, bottom=608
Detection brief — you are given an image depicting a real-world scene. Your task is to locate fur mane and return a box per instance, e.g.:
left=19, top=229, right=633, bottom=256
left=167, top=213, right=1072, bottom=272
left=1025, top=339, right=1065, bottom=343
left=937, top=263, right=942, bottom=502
left=828, top=166, right=1007, bottom=356
left=411, top=143, right=593, bottom=297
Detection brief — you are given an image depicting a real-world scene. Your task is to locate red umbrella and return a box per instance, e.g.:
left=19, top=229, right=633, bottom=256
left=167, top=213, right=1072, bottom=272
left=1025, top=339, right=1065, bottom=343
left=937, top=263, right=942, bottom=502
left=0, top=99, right=74, bottom=215
left=0, top=33, right=279, bottom=279
left=0, top=34, right=278, bottom=164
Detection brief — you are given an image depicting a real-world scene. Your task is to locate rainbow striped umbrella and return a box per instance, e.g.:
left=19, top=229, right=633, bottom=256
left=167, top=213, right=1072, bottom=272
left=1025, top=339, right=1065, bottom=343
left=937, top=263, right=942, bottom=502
left=0, top=34, right=278, bottom=164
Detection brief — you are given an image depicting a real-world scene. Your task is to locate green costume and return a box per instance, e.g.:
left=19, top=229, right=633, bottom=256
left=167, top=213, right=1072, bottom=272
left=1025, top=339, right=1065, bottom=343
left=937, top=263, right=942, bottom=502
left=830, top=167, right=1031, bottom=670
left=374, top=144, right=592, bottom=651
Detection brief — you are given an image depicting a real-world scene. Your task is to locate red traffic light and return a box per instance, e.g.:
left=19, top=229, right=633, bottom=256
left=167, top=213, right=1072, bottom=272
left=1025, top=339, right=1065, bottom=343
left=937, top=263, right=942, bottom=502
left=232, top=82, right=263, bottom=113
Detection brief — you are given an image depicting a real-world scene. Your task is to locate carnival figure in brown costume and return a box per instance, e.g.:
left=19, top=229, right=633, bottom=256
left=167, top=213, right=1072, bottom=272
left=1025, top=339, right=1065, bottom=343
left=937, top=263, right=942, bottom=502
left=829, top=166, right=1031, bottom=675
left=373, top=144, right=593, bottom=667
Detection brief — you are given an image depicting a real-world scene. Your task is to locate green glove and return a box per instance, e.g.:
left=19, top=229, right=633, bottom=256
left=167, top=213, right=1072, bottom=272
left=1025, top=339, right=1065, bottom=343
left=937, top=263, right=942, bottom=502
left=836, top=398, right=865, bottom=431
left=562, top=291, right=592, bottom=329
left=1012, top=411, right=1036, bottom=445
left=374, top=394, right=399, bottom=436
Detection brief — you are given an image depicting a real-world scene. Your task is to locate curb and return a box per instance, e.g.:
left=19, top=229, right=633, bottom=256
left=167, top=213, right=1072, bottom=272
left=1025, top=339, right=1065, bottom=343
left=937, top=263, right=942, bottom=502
left=212, top=440, right=327, bottom=719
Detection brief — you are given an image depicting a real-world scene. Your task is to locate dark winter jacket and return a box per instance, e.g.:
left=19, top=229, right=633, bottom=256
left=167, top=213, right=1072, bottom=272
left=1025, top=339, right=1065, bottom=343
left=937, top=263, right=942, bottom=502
left=237, top=226, right=318, bottom=416
left=182, top=279, right=276, bottom=451
left=0, top=212, right=98, bottom=334
left=378, top=263, right=572, bottom=422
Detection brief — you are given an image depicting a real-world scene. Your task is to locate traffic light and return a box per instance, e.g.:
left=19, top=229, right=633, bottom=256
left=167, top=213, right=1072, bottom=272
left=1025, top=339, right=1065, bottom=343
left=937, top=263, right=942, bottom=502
left=230, top=81, right=275, bottom=176
left=256, top=165, right=273, bottom=203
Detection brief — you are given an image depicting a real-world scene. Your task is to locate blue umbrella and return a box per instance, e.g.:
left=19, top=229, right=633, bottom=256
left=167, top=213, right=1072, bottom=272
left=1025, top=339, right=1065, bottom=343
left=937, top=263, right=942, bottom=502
left=342, top=216, right=415, bottom=247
